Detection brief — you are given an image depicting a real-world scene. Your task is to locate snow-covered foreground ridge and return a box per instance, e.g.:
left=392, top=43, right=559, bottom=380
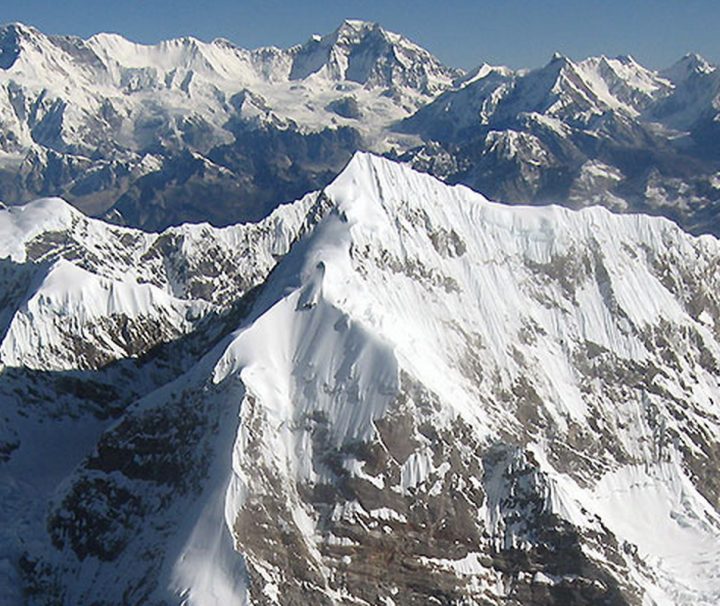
left=3, top=154, right=720, bottom=605
left=0, top=191, right=320, bottom=370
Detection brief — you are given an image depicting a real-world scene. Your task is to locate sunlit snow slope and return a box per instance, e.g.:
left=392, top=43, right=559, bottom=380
left=0, top=193, right=319, bottom=370
left=6, top=154, right=720, bottom=606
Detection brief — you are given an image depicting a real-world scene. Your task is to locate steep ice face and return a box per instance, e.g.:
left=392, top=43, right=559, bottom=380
left=11, top=154, right=720, bottom=605
left=207, top=154, right=720, bottom=603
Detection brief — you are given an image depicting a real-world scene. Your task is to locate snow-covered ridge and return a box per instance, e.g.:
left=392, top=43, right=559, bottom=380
left=405, top=50, right=677, bottom=141
left=208, top=154, right=720, bottom=604
left=0, top=190, right=321, bottom=370
left=169, top=153, right=720, bottom=604
left=3, top=160, right=720, bottom=603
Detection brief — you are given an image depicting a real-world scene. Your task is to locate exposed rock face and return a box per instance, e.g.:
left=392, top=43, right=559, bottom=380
left=2, top=155, right=720, bottom=605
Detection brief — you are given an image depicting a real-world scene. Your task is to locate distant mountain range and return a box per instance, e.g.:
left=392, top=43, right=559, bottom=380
left=0, top=20, right=718, bottom=234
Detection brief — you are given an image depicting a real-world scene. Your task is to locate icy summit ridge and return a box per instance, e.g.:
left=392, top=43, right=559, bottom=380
left=3, top=153, right=720, bottom=604
left=196, top=152, right=720, bottom=604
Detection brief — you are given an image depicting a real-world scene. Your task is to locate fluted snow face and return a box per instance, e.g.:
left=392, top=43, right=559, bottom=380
left=203, top=154, right=720, bottom=604
left=4, top=155, right=720, bottom=605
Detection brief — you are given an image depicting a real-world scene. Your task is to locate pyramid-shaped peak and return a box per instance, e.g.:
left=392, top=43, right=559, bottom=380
left=326, top=152, right=391, bottom=194
left=290, top=21, right=460, bottom=93
left=681, top=52, right=712, bottom=67
left=0, top=21, right=45, bottom=69
left=542, top=52, right=576, bottom=76
left=330, top=151, right=421, bottom=187
left=663, top=52, right=715, bottom=83
left=324, top=151, right=479, bottom=218
left=550, top=51, right=571, bottom=64
left=321, top=19, right=411, bottom=50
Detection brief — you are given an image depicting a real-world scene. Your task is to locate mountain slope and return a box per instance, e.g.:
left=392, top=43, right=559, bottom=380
left=400, top=52, right=720, bottom=236
left=0, top=188, right=333, bottom=603
left=9, top=154, right=720, bottom=605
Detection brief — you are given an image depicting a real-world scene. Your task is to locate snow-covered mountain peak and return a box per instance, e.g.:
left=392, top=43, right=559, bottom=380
left=0, top=21, right=42, bottom=56
left=662, top=52, right=716, bottom=84
left=289, top=19, right=462, bottom=98
left=4, top=154, right=720, bottom=604
left=0, top=22, right=105, bottom=84
left=202, top=153, right=720, bottom=604
left=335, top=18, right=379, bottom=38
left=459, top=62, right=515, bottom=87
left=87, top=31, right=240, bottom=79
left=403, top=45, right=679, bottom=149
left=648, top=53, right=720, bottom=131
left=0, top=197, right=82, bottom=261
left=578, top=54, right=671, bottom=111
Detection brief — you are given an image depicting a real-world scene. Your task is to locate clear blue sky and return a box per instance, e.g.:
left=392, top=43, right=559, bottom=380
left=3, top=0, right=718, bottom=70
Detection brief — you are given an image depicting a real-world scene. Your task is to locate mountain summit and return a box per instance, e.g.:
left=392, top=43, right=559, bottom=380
left=290, top=20, right=461, bottom=96
left=3, top=154, right=719, bottom=604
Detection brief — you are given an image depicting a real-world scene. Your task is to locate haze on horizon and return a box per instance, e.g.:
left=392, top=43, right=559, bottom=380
left=2, top=0, right=718, bottom=71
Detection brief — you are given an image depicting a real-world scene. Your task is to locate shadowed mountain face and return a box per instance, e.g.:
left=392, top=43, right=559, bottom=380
left=0, top=21, right=719, bottom=234
left=2, top=155, right=720, bottom=605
